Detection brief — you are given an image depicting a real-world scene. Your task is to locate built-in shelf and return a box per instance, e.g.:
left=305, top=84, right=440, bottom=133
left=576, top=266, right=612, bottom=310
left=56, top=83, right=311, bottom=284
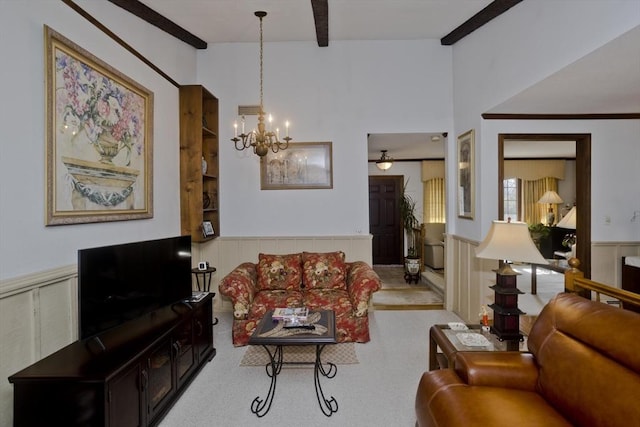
left=179, top=85, right=219, bottom=242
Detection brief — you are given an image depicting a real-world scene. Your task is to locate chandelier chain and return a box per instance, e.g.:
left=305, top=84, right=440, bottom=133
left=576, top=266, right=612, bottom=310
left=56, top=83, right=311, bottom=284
left=231, top=11, right=292, bottom=157
left=259, top=14, right=264, bottom=112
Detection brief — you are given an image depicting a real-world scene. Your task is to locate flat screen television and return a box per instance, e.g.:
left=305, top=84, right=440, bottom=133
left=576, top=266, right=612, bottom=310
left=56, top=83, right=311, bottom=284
left=78, top=235, right=192, bottom=340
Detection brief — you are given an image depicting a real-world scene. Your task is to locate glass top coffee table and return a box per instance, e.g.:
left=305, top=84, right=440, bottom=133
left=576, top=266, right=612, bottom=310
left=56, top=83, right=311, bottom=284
left=429, top=323, right=528, bottom=370
left=248, top=309, right=338, bottom=417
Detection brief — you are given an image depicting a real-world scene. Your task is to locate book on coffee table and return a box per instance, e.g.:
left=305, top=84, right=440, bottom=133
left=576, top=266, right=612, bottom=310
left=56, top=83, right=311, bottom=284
left=272, top=307, right=309, bottom=321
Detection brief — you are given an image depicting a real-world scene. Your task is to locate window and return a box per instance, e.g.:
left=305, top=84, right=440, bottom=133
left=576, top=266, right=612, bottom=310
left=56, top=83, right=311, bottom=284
left=503, top=178, right=518, bottom=221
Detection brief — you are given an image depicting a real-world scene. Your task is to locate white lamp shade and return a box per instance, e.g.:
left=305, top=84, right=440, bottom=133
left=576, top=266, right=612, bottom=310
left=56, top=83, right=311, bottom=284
left=476, top=220, right=548, bottom=265
left=557, top=206, right=577, bottom=229
left=376, top=160, right=393, bottom=170
left=538, top=190, right=564, bottom=204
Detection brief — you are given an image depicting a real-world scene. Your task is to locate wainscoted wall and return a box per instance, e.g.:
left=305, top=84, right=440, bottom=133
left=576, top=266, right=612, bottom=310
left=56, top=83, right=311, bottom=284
left=1, top=234, right=632, bottom=425
left=0, top=265, right=77, bottom=427
left=591, top=242, right=640, bottom=285
left=445, top=234, right=640, bottom=324
left=196, top=234, right=374, bottom=313
left=445, top=234, right=495, bottom=323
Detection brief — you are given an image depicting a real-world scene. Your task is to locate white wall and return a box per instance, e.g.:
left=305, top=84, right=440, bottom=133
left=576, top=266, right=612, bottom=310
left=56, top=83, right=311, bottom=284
left=482, top=120, right=640, bottom=241
left=450, top=0, right=640, bottom=241
left=445, top=0, right=640, bottom=323
left=557, top=160, right=576, bottom=212
left=197, top=40, right=454, bottom=237
left=0, top=1, right=197, bottom=281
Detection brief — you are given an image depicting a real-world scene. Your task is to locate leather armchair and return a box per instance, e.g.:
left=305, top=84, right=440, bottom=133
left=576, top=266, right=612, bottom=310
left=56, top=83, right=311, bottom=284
left=415, top=293, right=640, bottom=426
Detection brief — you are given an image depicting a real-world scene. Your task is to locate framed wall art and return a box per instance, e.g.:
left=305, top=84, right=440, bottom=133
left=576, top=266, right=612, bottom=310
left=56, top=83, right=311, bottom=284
left=202, top=220, right=215, bottom=238
left=260, top=142, right=333, bottom=190
left=457, top=129, right=475, bottom=219
left=44, top=25, right=154, bottom=225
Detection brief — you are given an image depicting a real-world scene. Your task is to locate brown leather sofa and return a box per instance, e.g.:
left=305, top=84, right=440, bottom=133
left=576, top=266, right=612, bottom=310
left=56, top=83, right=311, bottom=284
left=415, top=293, right=640, bottom=426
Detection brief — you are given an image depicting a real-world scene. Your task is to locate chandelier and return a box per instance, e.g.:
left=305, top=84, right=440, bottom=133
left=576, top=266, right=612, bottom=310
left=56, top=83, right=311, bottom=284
left=231, top=11, right=291, bottom=157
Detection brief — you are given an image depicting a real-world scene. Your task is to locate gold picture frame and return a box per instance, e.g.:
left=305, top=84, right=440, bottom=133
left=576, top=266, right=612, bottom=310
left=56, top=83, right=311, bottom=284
left=260, top=142, right=333, bottom=190
left=44, top=26, right=154, bottom=225
left=457, top=129, right=474, bottom=219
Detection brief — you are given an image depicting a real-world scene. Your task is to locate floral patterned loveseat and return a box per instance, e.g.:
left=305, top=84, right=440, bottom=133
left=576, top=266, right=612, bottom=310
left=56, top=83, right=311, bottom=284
left=219, top=251, right=382, bottom=346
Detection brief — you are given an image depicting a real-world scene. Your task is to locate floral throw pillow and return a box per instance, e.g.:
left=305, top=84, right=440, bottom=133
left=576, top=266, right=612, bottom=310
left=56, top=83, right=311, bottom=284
left=257, top=253, right=303, bottom=291
left=302, top=251, right=347, bottom=290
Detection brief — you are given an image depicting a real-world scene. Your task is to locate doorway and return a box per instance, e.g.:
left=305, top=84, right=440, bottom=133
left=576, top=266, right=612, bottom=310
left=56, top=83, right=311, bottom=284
left=498, top=133, right=591, bottom=277
left=369, top=175, right=403, bottom=265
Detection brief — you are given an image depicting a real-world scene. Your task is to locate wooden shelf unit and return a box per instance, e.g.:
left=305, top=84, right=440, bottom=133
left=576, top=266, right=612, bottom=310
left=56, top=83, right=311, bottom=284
left=179, top=85, right=219, bottom=242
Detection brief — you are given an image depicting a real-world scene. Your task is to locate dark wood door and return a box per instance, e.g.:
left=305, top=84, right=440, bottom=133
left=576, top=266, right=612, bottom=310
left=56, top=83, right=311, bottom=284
left=369, top=176, right=403, bottom=265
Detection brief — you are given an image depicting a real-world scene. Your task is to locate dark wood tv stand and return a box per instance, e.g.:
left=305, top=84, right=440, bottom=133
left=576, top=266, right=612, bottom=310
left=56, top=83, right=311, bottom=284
left=8, top=293, right=215, bottom=427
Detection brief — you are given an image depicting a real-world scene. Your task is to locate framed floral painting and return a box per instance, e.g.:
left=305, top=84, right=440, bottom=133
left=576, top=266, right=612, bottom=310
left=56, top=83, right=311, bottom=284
left=44, top=26, right=153, bottom=225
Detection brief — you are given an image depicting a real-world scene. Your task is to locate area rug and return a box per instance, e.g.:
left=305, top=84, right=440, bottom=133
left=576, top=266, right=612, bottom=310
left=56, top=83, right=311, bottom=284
left=240, top=343, right=358, bottom=367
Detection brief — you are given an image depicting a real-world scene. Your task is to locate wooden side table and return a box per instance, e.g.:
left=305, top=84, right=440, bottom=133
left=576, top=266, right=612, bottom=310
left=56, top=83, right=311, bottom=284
left=191, top=266, right=217, bottom=292
left=429, top=324, right=527, bottom=370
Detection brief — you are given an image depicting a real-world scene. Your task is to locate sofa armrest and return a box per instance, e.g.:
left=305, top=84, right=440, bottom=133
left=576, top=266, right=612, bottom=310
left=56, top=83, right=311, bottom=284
left=345, top=261, right=382, bottom=317
left=453, top=351, right=539, bottom=391
left=218, top=262, right=258, bottom=319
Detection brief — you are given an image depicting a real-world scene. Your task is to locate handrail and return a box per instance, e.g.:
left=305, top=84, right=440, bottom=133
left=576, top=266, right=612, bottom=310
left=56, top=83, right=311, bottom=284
left=564, top=258, right=640, bottom=310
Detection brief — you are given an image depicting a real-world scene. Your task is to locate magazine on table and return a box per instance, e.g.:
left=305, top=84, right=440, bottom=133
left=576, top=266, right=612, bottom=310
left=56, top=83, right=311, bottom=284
left=272, top=307, right=309, bottom=321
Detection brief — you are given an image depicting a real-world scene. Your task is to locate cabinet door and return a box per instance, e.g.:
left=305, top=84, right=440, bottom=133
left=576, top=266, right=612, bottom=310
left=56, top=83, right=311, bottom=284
left=146, top=338, right=176, bottom=422
left=174, top=315, right=196, bottom=387
left=194, top=301, right=214, bottom=362
left=108, top=362, right=145, bottom=427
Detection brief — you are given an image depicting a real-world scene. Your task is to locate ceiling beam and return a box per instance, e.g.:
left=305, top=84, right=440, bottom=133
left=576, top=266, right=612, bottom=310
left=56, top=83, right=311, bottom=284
left=483, top=113, right=640, bottom=120
left=311, top=0, right=329, bottom=47
left=441, top=0, right=523, bottom=46
left=107, top=0, right=207, bottom=49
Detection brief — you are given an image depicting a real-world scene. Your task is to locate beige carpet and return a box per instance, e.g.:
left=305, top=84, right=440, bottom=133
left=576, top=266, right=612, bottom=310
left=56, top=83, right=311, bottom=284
left=373, top=265, right=444, bottom=309
left=240, top=343, right=358, bottom=367
left=372, top=288, right=443, bottom=309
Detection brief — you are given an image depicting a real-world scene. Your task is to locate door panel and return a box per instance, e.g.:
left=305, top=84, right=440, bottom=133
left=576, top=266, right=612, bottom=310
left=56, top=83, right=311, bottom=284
left=369, top=176, right=403, bottom=264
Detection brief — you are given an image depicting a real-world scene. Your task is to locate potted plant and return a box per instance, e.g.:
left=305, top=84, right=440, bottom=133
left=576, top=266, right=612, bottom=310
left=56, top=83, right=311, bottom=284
left=528, top=223, right=550, bottom=251
left=400, top=182, right=421, bottom=274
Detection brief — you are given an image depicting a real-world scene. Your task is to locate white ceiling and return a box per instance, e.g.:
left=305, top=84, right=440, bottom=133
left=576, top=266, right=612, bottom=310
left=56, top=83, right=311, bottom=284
left=140, top=0, right=494, bottom=43
left=139, top=1, right=639, bottom=159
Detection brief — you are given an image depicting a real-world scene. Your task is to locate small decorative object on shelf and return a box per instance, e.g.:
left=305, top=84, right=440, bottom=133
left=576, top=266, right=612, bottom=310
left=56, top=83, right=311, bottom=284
left=202, top=220, right=215, bottom=238
left=201, top=156, right=208, bottom=174
left=203, top=192, right=211, bottom=209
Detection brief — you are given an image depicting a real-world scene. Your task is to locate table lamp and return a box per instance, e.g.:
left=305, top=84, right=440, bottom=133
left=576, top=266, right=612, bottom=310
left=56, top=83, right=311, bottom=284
left=557, top=206, right=577, bottom=258
left=538, top=190, right=564, bottom=226
left=476, top=220, right=548, bottom=341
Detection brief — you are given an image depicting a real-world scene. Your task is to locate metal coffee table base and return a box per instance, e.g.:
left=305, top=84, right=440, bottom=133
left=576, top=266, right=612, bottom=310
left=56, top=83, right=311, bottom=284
left=250, top=344, right=338, bottom=417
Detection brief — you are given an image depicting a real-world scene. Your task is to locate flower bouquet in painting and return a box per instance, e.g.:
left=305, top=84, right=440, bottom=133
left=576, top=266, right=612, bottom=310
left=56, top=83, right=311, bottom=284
left=56, top=53, right=144, bottom=166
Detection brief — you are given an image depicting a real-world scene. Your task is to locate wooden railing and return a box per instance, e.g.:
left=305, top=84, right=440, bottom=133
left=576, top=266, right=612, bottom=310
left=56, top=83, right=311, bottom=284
left=564, top=258, right=640, bottom=311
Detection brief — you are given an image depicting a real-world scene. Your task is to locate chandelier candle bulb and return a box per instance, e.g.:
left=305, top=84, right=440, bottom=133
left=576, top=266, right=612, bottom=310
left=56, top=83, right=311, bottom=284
left=234, top=122, right=238, bottom=137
